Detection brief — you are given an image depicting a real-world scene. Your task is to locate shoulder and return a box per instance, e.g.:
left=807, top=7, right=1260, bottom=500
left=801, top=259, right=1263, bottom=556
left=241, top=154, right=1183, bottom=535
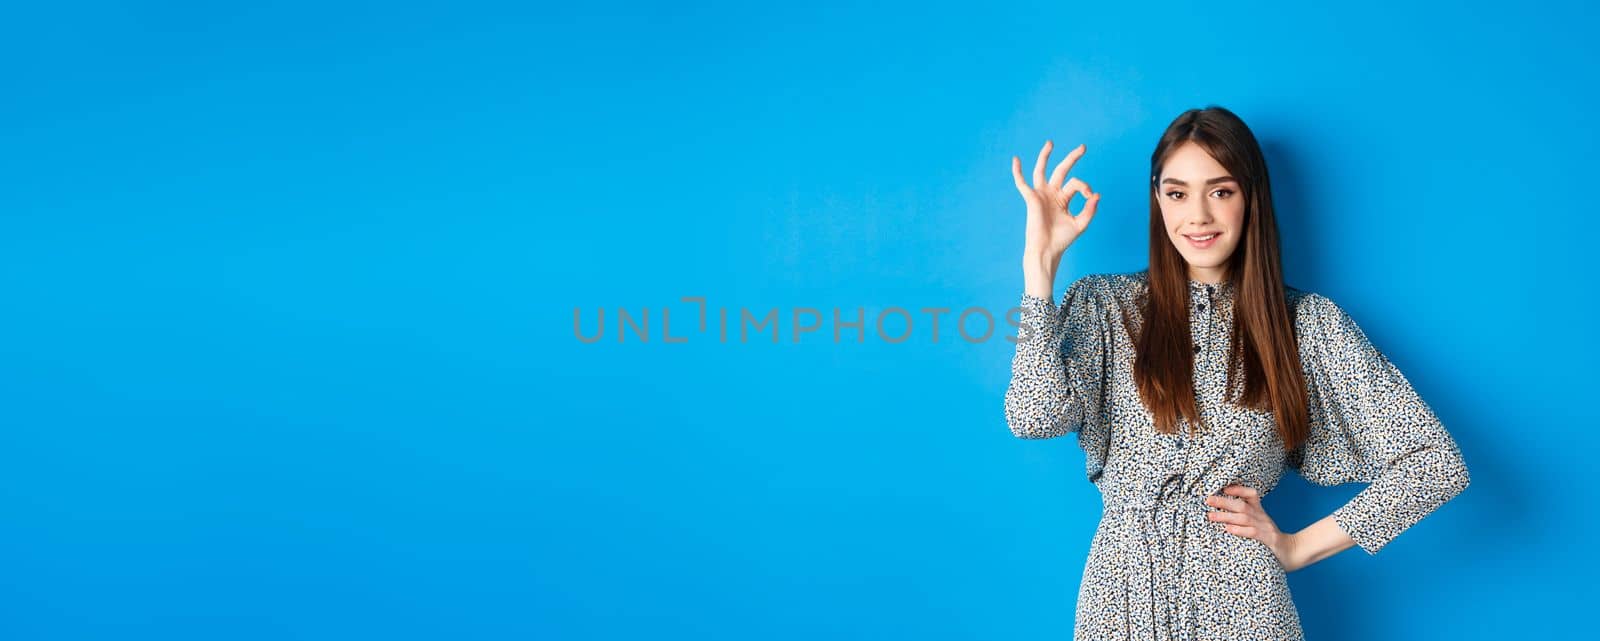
left=1285, top=285, right=1365, bottom=344
left=1063, top=269, right=1148, bottom=307
left=1285, top=284, right=1321, bottom=319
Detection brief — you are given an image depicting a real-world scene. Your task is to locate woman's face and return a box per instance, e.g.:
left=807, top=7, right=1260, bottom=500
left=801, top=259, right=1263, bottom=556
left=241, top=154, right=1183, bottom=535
left=1156, top=141, right=1246, bottom=283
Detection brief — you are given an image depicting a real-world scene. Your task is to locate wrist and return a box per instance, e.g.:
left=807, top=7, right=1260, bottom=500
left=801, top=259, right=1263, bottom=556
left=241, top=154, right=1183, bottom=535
left=1276, top=530, right=1304, bottom=572
left=1022, top=250, right=1062, bottom=278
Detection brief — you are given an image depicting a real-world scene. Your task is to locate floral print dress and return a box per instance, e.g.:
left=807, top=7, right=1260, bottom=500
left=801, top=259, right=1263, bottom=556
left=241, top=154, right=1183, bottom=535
left=1004, top=270, right=1470, bottom=641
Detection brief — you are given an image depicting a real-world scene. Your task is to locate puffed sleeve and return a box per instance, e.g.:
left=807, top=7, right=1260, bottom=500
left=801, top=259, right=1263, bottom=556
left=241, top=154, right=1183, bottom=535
left=1003, top=275, right=1113, bottom=481
left=1288, top=293, right=1471, bottom=555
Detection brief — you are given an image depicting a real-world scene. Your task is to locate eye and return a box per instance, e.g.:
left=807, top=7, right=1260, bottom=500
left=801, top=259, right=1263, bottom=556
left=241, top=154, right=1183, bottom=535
left=1211, top=188, right=1235, bottom=198
left=1165, top=191, right=1185, bottom=200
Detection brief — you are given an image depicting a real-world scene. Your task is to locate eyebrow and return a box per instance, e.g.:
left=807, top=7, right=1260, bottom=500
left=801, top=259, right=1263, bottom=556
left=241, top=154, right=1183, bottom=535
left=1160, top=176, right=1237, bottom=186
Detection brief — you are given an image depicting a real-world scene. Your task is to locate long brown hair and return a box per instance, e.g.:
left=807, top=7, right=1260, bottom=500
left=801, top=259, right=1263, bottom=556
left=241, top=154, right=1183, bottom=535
left=1132, top=106, right=1310, bottom=452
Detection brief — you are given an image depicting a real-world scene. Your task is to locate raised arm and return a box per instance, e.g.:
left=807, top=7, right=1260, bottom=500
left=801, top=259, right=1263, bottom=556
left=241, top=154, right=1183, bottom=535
left=1004, top=277, right=1107, bottom=439
left=1004, top=139, right=1104, bottom=440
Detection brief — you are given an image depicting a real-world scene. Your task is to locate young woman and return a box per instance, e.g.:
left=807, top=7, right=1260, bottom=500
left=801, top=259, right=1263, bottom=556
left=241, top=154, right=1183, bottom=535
left=1003, top=106, right=1470, bottom=641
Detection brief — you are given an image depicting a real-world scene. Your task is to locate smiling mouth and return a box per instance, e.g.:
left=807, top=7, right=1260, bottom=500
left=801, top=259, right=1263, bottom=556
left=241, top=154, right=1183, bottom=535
left=1183, top=232, right=1221, bottom=248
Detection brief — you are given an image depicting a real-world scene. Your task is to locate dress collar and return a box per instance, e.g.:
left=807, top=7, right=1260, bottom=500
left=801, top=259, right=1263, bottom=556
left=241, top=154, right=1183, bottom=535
left=1133, top=269, right=1236, bottom=299
left=1187, top=278, right=1235, bottom=299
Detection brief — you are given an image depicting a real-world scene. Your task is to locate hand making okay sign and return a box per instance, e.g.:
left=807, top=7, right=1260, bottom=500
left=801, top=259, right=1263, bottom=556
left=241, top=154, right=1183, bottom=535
left=1011, top=140, right=1101, bottom=258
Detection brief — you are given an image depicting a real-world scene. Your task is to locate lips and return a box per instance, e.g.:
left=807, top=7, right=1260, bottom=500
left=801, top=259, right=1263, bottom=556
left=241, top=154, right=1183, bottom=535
left=1183, top=232, right=1221, bottom=249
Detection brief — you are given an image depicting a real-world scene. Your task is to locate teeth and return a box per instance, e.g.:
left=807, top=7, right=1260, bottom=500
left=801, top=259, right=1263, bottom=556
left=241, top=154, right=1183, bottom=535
left=1190, top=234, right=1217, bottom=241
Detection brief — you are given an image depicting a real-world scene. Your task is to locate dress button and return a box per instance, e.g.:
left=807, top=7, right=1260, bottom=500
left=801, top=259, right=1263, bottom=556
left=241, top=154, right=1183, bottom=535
left=1196, top=302, right=1206, bottom=312
left=1193, top=344, right=1201, bottom=354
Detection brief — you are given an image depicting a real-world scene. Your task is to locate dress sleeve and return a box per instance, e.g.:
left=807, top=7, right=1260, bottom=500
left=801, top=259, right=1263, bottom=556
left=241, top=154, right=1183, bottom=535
left=1289, top=293, right=1471, bottom=555
left=1003, top=275, right=1109, bottom=442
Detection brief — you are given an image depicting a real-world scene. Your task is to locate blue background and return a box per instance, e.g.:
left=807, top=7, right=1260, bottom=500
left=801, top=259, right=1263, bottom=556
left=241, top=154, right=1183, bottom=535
left=2, top=1, right=1592, bottom=638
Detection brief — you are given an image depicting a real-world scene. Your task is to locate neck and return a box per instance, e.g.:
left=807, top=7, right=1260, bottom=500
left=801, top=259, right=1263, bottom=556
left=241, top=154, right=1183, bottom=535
left=1187, top=264, right=1230, bottom=284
